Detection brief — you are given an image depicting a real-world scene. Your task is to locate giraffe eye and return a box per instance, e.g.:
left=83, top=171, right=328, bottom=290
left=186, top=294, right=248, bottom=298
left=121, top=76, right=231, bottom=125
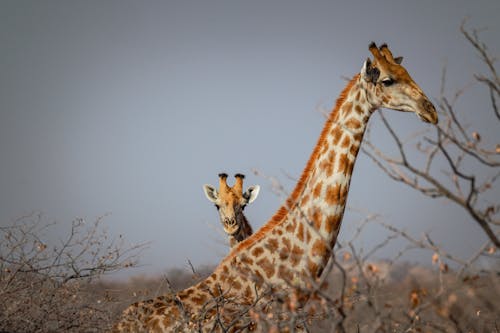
left=381, top=78, right=395, bottom=87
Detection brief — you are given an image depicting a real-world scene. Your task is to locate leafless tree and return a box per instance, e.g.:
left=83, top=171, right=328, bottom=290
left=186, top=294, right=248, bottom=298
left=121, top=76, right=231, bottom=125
left=363, top=21, right=499, bottom=248
left=0, top=212, right=146, bottom=332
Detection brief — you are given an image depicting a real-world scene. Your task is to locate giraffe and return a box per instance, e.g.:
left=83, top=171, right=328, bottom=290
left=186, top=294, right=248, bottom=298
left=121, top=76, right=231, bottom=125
left=112, top=43, right=438, bottom=332
left=203, top=173, right=260, bottom=247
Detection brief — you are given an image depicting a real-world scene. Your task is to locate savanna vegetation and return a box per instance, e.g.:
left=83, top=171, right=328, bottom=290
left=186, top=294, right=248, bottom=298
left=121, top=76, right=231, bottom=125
left=1, top=23, right=498, bottom=333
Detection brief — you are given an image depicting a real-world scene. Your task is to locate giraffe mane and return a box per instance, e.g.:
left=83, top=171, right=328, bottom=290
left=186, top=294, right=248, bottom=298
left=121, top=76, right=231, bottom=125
left=223, top=74, right=361, bottom=262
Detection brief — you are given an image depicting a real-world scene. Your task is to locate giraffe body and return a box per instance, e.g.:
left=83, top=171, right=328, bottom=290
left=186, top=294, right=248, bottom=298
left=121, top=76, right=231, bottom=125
left=203, top=173, right=259, bottom=247
left=113, top=43, right=437, bottom=332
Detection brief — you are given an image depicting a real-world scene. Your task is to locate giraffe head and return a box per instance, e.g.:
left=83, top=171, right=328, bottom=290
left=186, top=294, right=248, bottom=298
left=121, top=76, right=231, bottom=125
left=203, top=173, right=260, bottom=237
left=361, top=42, right=438, bottom=124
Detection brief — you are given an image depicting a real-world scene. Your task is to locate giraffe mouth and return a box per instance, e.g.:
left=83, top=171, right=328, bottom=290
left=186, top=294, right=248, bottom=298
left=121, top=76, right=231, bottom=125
left=417, top=99, right=438, bottom=124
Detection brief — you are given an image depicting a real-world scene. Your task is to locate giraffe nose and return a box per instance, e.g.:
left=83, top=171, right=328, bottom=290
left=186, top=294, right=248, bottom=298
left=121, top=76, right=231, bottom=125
left=418, top=99, right=438, bottom=124
left=223, top=218, right=239, bottom=235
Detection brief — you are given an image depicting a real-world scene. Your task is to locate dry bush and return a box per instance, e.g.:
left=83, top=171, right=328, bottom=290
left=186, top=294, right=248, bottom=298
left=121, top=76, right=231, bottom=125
left=0, top=213, right=145, bottom=333
left=94, top=263, right=215, bottom=323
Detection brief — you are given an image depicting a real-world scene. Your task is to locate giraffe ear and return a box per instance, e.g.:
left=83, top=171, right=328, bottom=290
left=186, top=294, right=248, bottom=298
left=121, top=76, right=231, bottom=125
left=394, top=56, right=403, bottom=64
left=243, top=185, right=260, bottom=204
left=361, top=58, right=380, bottom=84
left=203, top=184, right=219, bottom=203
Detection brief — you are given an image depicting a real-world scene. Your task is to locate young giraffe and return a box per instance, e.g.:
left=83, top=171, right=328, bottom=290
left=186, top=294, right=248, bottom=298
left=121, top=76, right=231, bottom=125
left=203, top=173, right=260, bottom=247
left=112, top=43, right=438, bottom=332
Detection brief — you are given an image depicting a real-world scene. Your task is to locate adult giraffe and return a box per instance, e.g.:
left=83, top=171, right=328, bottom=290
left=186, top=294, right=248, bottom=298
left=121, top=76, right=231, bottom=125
left=112, top=42, right=437, bottom=332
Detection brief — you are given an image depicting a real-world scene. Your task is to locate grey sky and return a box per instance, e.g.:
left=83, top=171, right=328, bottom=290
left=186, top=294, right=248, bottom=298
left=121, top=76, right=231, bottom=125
left=1, top=1, right=498, bottom=276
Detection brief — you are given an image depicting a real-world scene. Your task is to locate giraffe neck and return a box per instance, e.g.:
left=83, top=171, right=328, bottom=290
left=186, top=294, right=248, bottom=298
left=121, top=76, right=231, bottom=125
left=230, top=74, right=375, bottom=278
left=292, top=73, right=373, bottom=248
left=233, top=213, right=253, bottom=242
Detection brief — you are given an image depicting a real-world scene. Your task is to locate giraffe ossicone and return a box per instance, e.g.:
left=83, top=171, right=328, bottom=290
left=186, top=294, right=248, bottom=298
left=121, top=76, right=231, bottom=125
left=112, top=42, right=437, bottom=332
left=203, top=173, right=260, bottom=247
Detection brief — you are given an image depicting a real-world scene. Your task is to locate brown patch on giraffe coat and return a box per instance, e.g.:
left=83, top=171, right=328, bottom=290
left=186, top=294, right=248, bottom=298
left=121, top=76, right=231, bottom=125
left=236, top=263, right=252, bottom=278
left=265, top=238, right=279, bottom=252
left=324, top=214, right=341, bottom=234
left=311, top=239, right=328, bottom=257
left=231, top=278, right=242, bottom=290
left=337, top=153, right=349, bottom=175
left=353, top=132, right=363, bottom=142
left=345, top=117, right=362, bottom=130
left=350, top=141, right=360, bottom=156
left=311, top=209, right=323, bottom=230
left=192, top=293, right=208, bottom=305
left=312, top=181, right=322, bottom=199
left=331, top=126, right=343, bottom=146
left=285, top=221, right=296, bottom=233
left=211, top=285, right=221, bottom=297
left=328, top=149, right=336, bottom=162
left=244, top=285, right=253, bottom=300
left=290, top=245, right=305, bottom=267
left=341, top=135, right=351, bottom=148
left=257, top=257, right=275, bottom=278
left=251, top=246, right=264, bottom=257
left=279, top=236, right=292, bottom=260
left=307, top=259, right=319, bottom=277
left=296, top=222, right=304, bottom=242
left=319, top=158, right=333, bottom=178
left=341, top=101, right=353, bottom=116
left=219, top=265, right=230, bottom=283
left=240, top=254, right=254, bottom=266
left=326, top=184, right=342, bottom=206
left=279, top=247, right=289, bottom=260
left=278, top=264, right=294, bottom=281
left=320, top=141, right=329, bottom=155
left=326, top=150, right=336, bottom=177
left=354, top=104, right=363, bottom=115
left=252, top=270, right=264, bottom=287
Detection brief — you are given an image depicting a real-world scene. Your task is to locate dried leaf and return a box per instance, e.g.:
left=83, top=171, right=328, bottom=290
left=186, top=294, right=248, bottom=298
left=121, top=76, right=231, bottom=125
left=432, top=253, right=439, bottom=264
left=367, top=263, right=379, bottom=274
left=410, top=290, right=420, bottom=309
left=472, top=131, right=481, bottom=141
